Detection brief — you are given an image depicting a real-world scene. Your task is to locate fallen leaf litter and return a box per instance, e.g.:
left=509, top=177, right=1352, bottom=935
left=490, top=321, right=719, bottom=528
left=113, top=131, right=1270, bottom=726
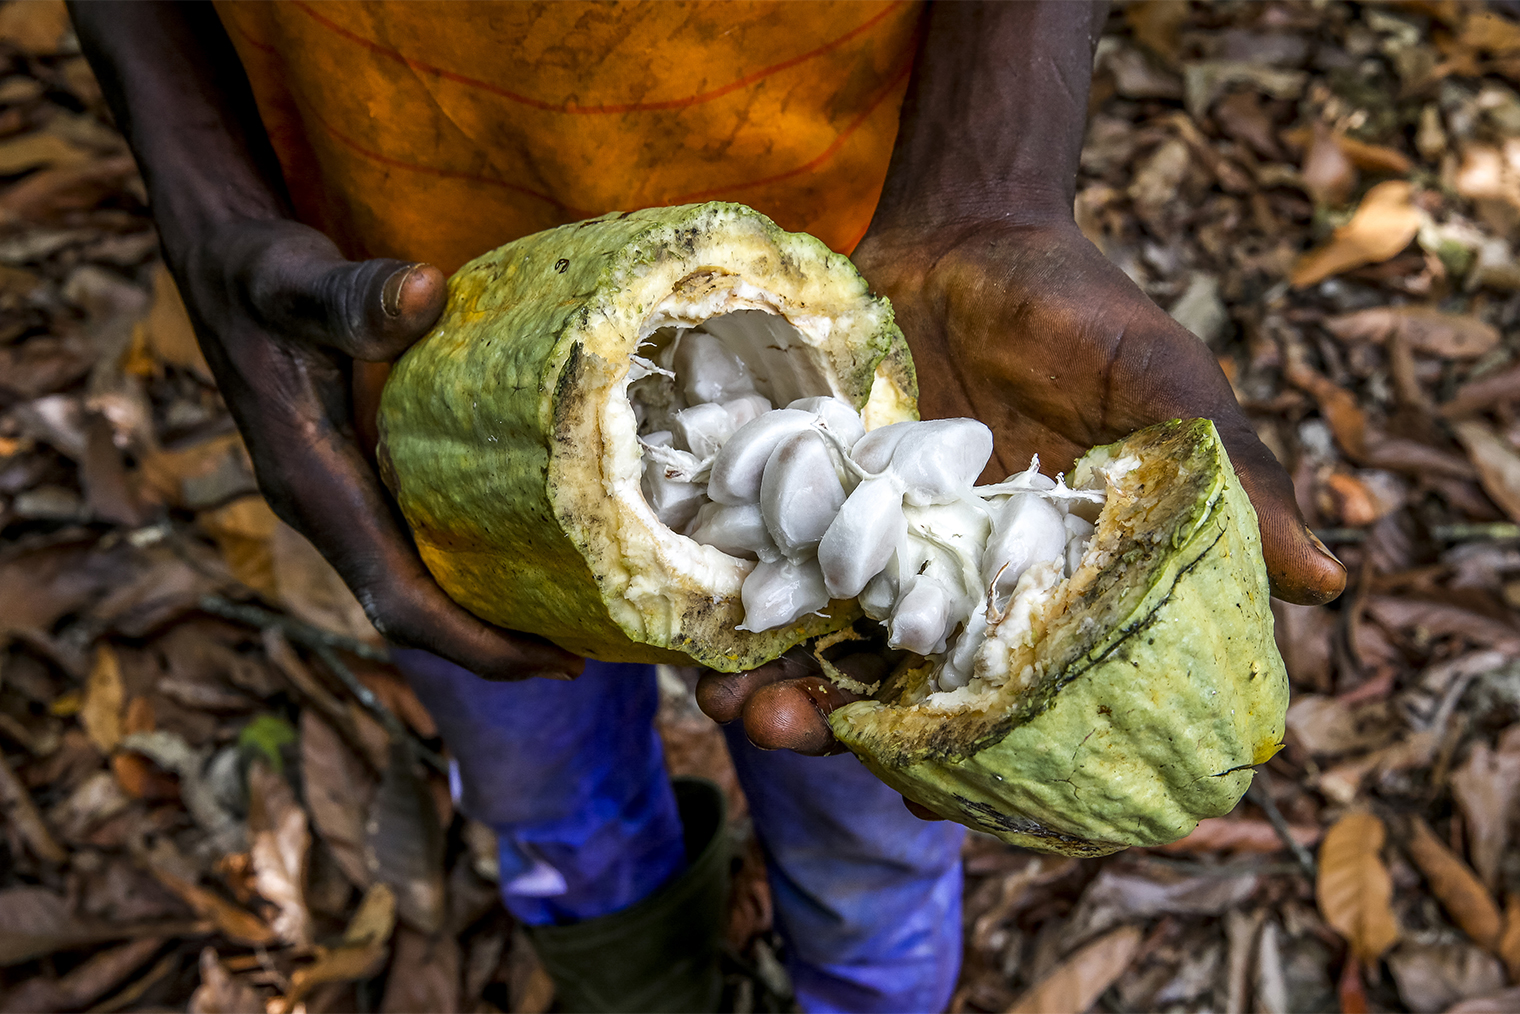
left=6, top=2, right=1520, bottom=1012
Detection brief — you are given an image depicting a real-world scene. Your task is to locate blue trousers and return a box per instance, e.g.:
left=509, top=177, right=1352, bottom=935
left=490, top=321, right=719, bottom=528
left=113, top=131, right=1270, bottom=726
left=392, top=651, right=965, bottom=1014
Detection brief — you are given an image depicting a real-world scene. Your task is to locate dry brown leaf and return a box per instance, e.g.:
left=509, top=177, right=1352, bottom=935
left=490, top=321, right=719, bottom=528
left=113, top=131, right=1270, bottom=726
left=1282, top=124, right=1415, bottom=175
left=1452, top=422, right=1520, bottom=525
left=247, top=760, right=313, bottom=949
left=1317, top=811, right=1399, bottom=964
left=1325, top=472, right=1381, bottom=526
left=1326, top=307, right=1501, bottom=359
left=275, top=885, right=396, bottom=1012
left=81, top=642, right=124, bottom=754
left=1335, top=135, right=1414, bottom=176
left=1281, top=341, right=1369, bottom=460
left=1499, top=894, right=1520, bottom=983
left=1304, top=123, right=1357, bottom=206
left=380, top=926, right=461, bottom=1014
left=0, top=155, right=139, bottom=227
left=1450, top=742, right=1520, bottom=893
left=1454, top=142, right=1520, bottom=213
left=366, top=741, right=447, bottom=934
left=187, top=948, right=264, bottom=1014
left=1461, top=11, right=1520, bottom=55
left=148, top=867, right=276, bottom=948
left=1406, top=817, right=1503, bottom=951
left=1363, top=599, right=1520, bottom=653
left=1339, top=953, right=1370, bottom=1014
left=1292, top=181, right=1424, bottom=288
left=135, top=432, right=254, bottom=509
left=1285, top=695, right=1398, bottom=757
left=0, top=132, right=88, bottom=176
left=1448, top=986, right=1520, bottom=1014
left=0, top=936, right=167, bottom=1014
left=0, top=0, right=71, bottom=54
left=1006, top=924, right=1142, bottom=1014
left=1124, top=0, right=1188, bottom=64
left=1158, top=815, right=1321, bottom=854
left=196, top=496, right=279, bottom=600
left=269, top=521, right=379, bottom=644
left=350, top=661, right=438, bottom=739
left=137, top=264, right=212, bottom=381
left=0, top=750, right=68, bottom=863
left=300, top=710, right=376, bottom=888
left=1443, top=362, right=1520, bottom=418
left=0, top=886, right=123, bottom=965
left=1388, top=941, right=1505, bottom=1012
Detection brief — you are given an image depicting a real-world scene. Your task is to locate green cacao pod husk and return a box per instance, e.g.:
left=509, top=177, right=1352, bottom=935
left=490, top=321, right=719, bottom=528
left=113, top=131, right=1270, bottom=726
left=376, top=203, right=917, bottom=672
left=828, top=419, right=1289, bottom=856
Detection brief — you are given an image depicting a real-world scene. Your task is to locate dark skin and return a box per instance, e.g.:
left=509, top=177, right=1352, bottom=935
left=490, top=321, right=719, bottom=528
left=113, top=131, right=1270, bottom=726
left=74, top=3, right=1343, bottom=782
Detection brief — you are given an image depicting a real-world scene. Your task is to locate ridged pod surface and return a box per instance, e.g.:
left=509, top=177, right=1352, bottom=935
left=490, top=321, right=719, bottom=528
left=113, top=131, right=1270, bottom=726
left=829, top=420, right=1289, bottom=856
left=377, top=203, right=917, bottom=671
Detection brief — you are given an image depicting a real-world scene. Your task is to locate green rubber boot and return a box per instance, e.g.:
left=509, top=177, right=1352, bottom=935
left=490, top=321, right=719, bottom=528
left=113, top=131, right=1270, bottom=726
left=524, top=778, right=730, bottom=1013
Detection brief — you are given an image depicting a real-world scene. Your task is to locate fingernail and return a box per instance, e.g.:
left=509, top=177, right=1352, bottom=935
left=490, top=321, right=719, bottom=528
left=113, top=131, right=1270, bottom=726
left=532, top=669, right=578, bottom=682
left=1306, top=527, right=1344, bottom=570
left=382, top=264, right=419, bottom=318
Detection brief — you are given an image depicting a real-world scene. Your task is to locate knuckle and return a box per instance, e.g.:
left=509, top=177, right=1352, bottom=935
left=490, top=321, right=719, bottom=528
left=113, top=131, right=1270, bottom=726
left=355, top=586, right=421, bottom=645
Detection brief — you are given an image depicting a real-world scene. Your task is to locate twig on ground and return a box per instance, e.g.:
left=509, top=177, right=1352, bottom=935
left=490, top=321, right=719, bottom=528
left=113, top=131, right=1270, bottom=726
left=1248, top=775, right=1317, bottom=879
left=198, top=595, right=390, bottom=663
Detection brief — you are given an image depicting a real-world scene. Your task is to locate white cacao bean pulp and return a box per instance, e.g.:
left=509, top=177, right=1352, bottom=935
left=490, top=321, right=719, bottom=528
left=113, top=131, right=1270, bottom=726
left=627, top=314, right=1104, bottom=695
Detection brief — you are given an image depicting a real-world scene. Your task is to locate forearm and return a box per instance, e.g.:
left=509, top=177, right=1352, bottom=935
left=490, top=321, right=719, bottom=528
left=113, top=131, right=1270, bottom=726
left=874, top=0, right=1107, bottom=230
left=69, top=0, right=288, bottom=257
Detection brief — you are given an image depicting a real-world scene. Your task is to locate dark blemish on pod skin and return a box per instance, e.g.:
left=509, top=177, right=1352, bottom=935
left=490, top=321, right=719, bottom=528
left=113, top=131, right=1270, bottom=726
left=555, top=259, right=570, bottom=274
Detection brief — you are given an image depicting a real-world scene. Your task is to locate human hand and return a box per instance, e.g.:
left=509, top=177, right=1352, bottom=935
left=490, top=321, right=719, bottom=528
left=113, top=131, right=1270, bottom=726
left=697, top=217, right=1344, bottom=762
left=178, top=219, right=583, bottom=681
left=696, top=1, right=1341, bottom=763
left=71, top=3, right=582, bottom=683
left=852, top=217, right=1347, bottom=606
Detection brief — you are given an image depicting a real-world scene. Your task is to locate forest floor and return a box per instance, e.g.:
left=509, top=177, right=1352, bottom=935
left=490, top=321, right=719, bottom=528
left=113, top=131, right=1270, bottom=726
left=4, top=2, right=1520, bottom=1012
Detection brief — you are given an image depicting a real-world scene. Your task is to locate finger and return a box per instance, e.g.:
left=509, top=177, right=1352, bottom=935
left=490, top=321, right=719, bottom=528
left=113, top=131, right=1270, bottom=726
left=904, top=798, right=946, bottom=821
left=241, top=225, right=447, bottom=361
left=742, top=675, right=865, bottom=755
left=1212, top=415, right=1347, bottom=606
left=238, top=346, right=582, bottom=682
left=695, top=649, right=817, bottom=724
left=1112, top=317, right=1347, bottom=607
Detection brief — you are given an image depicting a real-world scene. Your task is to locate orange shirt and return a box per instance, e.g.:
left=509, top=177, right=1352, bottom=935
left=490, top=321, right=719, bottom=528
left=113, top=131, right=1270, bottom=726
left=215, top=1, right=923, bottom=272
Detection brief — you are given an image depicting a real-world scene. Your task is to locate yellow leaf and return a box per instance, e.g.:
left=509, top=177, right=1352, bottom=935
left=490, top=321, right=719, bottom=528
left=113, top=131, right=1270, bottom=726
left=1006, top=925, right=1142, bottom=1014
left=80, top=644, right=124, bottom=754
left=1500, top=893, right=1520, bottom=983
left=1291, top=182, right=1424, bottom=288
left=1405, top=816, right=1503, bottom=951
left=1317, top=811, right=1400, bottom=964
left=1461, top=11, right=1520, bottom=54
left=0, top=0, right=72, bottom=55
left=48, top=689, right=81, bottom=718
left=1124, top=0, right=1189, bottom=64
left=197, top=496, right=280, bottom=600
left=143, top=265, right=213, bottom=382
left=343, top=883, right=397, bottom=948
left=0, top=133, right=91, bottom=177
left=273, top=886, right=396, bottom=1013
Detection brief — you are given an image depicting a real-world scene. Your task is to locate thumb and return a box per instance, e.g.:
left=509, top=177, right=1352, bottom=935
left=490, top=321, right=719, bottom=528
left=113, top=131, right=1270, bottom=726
left=242, top=224, right=448, bottom=361
left=1215, top=416, right=1346, bottom=605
